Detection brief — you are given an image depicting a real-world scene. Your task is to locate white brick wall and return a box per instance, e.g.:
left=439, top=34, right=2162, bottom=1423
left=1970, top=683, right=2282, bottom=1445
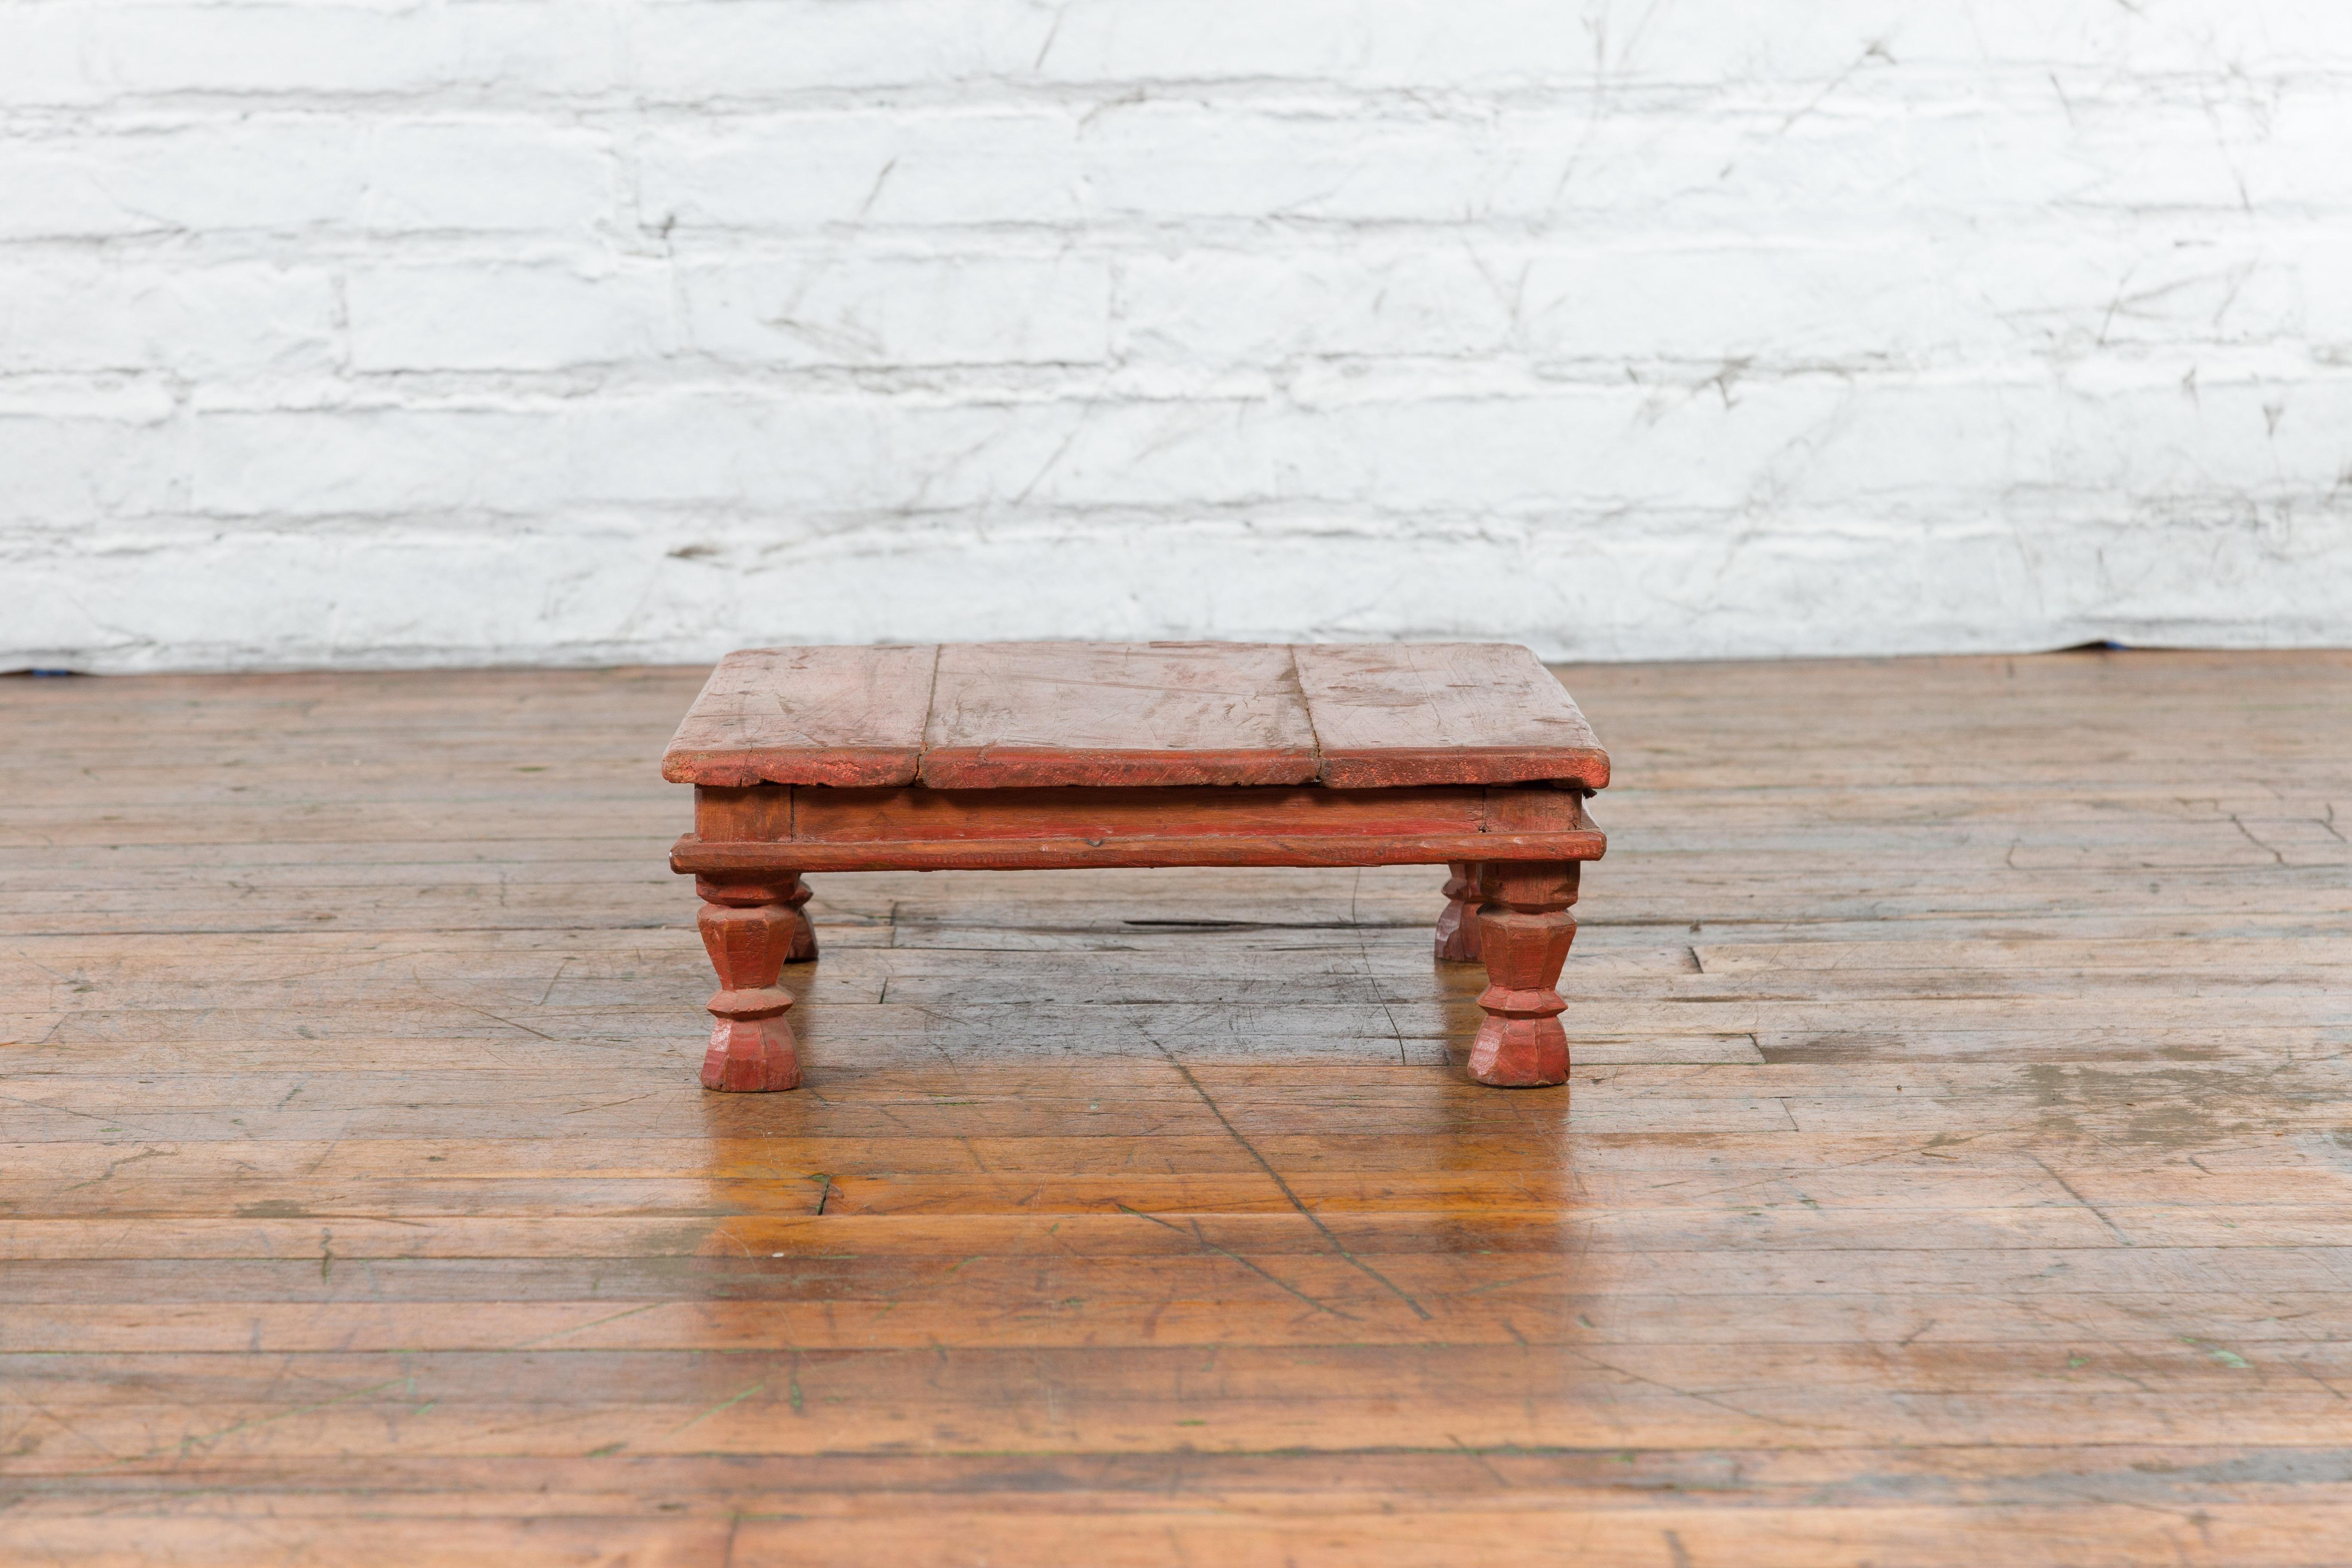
left=5, top=0, right=2350, bottom=671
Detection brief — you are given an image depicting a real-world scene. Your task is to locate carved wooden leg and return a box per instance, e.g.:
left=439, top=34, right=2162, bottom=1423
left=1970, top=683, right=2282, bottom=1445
left=1434, top=860, right=1490, bottom=961
left=695, top=875, right=802, bottom=1092
left=1469, top=861, right=1579, bottom=1087
left=780, top=874, right=818, bottom=962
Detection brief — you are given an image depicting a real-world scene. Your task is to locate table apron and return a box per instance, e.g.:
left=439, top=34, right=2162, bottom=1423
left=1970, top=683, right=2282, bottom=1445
left=677, top=782, right=1604, bottom=873
left=671, top=829, right=1604, bottom=874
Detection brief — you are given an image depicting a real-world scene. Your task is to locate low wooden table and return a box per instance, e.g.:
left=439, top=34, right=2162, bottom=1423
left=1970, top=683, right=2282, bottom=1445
left=663, top=642, right=1609, bottom=1091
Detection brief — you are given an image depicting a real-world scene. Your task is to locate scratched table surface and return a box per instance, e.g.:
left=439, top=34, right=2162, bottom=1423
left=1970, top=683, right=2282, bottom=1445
left=3, top=649, right=2350, bottom=1568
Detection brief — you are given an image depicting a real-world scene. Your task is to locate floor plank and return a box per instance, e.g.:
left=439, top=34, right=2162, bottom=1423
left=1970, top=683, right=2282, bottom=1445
left=2, top=648, right=2349, bottom=1565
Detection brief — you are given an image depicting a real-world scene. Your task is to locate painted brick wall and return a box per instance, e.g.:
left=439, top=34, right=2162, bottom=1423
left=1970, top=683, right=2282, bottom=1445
left=6, top=0, right=2350, bottom=670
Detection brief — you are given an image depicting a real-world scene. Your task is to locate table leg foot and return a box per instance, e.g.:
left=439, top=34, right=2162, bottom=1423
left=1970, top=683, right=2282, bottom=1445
left=781, top=874, right=818, bottom=962
left=1469, top=861, right=1578, bottom=1087
left=695, top=876, right=804, bottom=1093
left=703, top=1014, right=799, bottom=1092
left=1434, top=861, right=1489, bottom=961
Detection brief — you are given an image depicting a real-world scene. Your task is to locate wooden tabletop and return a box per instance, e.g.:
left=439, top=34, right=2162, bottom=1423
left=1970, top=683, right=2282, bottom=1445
left=662, top=642, right=1609, bottom=791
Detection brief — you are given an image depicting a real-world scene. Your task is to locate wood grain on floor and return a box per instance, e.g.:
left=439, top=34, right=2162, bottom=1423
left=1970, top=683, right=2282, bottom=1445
left=3, top=649, right=2349, bottom=1567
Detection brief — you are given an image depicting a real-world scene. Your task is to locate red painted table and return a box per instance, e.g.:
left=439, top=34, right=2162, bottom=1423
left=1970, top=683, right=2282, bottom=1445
left=664, top=643, right=1609, bottom=1091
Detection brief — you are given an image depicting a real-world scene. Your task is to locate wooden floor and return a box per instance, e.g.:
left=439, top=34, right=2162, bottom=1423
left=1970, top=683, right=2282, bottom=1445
left=3, top=650, right=2350, bottom=1567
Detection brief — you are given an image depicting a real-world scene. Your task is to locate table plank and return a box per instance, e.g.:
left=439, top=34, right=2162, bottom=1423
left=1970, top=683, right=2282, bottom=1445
left=660, top=646, right=937, bottom=787
left=918, top=643, right=1320, bottom=788
left=665, top=642, right=1610, bottom=792
left=1297, top=643, right=1611, bottom=789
